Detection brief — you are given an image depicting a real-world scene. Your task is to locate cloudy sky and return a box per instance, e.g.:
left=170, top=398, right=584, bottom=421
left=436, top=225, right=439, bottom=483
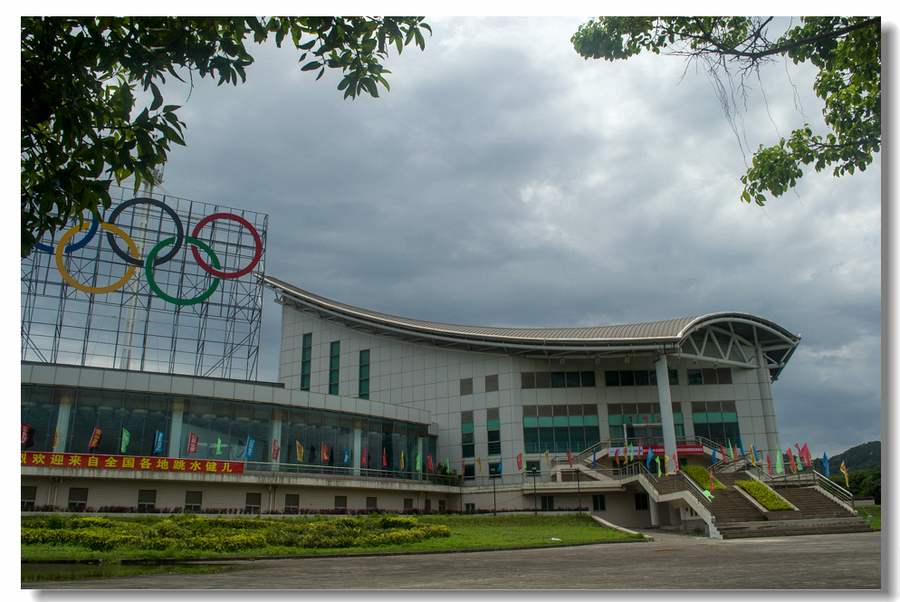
left=90, top=16, right=888, bottom=459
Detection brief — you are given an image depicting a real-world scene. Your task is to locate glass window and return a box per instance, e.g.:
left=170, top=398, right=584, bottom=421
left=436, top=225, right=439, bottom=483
left=593, top=494, right=606, bottom=512
left=580, top=371, right=596, bottom=387
left=634, top=370, right=650, bottom=386
left=565, top=372, right=581, bottom=388
left=687, top=369, right=703, bottom=385
left=185, top=491, right=202, bottom=512
left=550, top=372, right=567, bottom=388
left=605, top=371, right=620, bottom=387
left=620, top=371, right=635, bottom=386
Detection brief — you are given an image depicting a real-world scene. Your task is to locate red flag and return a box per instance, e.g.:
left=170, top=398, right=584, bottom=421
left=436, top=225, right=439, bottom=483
left=272, top=438, right=280, bottom=460
left=801, top=443, right=811, bottom=467
left=362, top=447, right=368, bottom=467
left=615, top=448, right=620, bottom=466
left=427, top=455, right=433, bottom=471
left=720, top=444, right=727, bottom=462
left=88, top=427, right=102, bottom=451
left=786, top=449, right=797, bottom=473
left=382, top=448, right=387, bottom=468
left=767, top=454, right=772, bottom=476
left=709, top=466, right=715, bottom=491
left=516, top=452, right=523, bottom=471
left=21, top=423, right=31, bottom=445
left=322, top=443, right=329, bottom=462
left=637, top=439, right=642, bottom=458
left=188, top=433, right=199, bottom=454
left=566, top=450, right=573, bottom=468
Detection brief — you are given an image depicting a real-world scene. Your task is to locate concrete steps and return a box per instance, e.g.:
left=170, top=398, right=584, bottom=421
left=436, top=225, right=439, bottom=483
left=715, top=517, right=873, bottom=539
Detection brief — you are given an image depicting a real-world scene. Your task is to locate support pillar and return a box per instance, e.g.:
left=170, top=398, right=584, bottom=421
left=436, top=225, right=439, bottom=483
left=53, top=390, right=74, bottom=453
left=168, top=399, right=184, bottom=457
left=649, top=495, right=660, bottom=527
left=757, top=347, right=780, bottom=457
left=654, top=355, right=678, bottom=474
left=353, top=425, right=363, bottom=476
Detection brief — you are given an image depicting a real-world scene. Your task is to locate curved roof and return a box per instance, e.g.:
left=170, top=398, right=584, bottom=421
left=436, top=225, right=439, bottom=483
left=262, top=274, right=800, bottom=374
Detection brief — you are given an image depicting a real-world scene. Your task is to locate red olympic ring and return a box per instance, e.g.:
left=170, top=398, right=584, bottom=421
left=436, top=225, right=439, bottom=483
left=190, top=213, right=262, bottom=279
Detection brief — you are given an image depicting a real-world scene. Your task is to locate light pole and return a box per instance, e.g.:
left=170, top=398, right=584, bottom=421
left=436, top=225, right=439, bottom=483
left=530, top=467, right=539, bottom=515
left=490, top=468, right=497, bottom=515
left=576, top=468, right=582, bottom=511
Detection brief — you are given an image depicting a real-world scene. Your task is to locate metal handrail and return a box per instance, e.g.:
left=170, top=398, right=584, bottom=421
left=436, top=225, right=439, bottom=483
left=812, top=470, right=855, bottom=509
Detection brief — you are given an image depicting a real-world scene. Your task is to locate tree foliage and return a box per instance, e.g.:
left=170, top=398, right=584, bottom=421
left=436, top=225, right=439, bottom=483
left=21, top=17, right=430, bottom=257
left=571, top=17, right=880, bottom=206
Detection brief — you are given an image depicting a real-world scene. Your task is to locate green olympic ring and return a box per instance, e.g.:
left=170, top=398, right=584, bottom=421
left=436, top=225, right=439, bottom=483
left=56, top=222, right=138, bottom=295
left=145, top=236, right=221, bottom=306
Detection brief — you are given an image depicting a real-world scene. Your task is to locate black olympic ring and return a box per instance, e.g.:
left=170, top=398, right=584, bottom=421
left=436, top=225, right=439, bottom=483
left=105, top=197, right=185, bottom=267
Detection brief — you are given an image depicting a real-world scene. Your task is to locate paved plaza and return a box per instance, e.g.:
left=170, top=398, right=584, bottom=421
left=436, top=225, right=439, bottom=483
left=24, top=530, right=882, bottom=590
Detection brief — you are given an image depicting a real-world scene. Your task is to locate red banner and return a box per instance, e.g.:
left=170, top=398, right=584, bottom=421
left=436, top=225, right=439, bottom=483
left=272, top=439, right=280, bottom=461
left=21, top=423, right=31, bottom=445
left=88, top=427, right=102, bottom=450
left=22, top=451, right=244, bottom=474
left=187, top=433, right=199, bottom=454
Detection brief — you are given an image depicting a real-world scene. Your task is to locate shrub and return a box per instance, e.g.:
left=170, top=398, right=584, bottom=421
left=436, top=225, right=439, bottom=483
left=681, top=465, right=726, bottom=491
left=734, top=480, right=794, bottom=511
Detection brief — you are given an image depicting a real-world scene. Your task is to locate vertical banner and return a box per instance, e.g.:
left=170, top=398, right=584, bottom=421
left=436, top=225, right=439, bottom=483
left=272, top=438, right=280, bottom=461
left=89, top=427, right=102, bottom=451
left=296, top=441, right=304, bottom=462
left=427, top=454, right=433, bottom=471
left=188, top=433, right=199, bottom=454
left=153, top=430, right=165, bottom=454
left=246, top=436, right=256, bottom=459
left=121, top=428, right=131, bottom=454
left=516, top=452, right=523, bottom=471
left=216, top=437, right=222, bottom=455
left=21, top=423, right=31, bottom=445
left=344, top=445, right=350, bottom=465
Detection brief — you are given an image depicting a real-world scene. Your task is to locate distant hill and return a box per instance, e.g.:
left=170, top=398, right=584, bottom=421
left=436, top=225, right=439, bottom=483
left=812, top=440, right=881, bottom=473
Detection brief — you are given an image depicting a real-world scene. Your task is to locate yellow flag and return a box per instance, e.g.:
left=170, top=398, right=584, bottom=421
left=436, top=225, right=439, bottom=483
left=544, top=450, right=550, bottom=467
left=401, top=451, right=405, bottom=469
left=663, top=455, right=669, bottom=476
left=476, top=457, right=482, bottom=473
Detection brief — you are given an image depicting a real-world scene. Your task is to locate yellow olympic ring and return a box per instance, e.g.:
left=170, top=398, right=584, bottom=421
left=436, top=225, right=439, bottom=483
left=55, top=222, right=138, bottom=294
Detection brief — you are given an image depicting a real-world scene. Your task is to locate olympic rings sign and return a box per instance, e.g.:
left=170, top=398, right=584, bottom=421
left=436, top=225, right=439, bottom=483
left=38, top=197, right=263, bottom=306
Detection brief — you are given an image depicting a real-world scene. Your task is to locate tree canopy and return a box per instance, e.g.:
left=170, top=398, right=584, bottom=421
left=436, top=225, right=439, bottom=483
left=21, top=17, right=430, bottom=257
left=571, top=17, right=880, bottom=206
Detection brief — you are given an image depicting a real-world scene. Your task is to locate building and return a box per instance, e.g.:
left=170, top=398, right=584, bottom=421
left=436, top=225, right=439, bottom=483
left=22, top=269, right=801, bottom=532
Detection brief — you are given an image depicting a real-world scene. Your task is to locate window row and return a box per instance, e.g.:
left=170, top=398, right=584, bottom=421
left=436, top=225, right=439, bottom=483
left=604, top=369, right=680, bottom=387
left=521, top=371, right=596, bottom=389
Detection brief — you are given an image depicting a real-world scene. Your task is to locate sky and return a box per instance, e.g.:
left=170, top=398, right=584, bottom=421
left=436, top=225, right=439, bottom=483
left=18, top=15, right=885, bottom=460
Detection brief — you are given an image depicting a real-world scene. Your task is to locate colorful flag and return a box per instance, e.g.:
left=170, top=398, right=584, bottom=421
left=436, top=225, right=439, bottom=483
left=321, top=442, right=328, bottom=462
left=445, top=458, right=450, bottom=473
left=382, top=448, right=387, bottom=468
left=592, top=449, right=596, bottom=469
left=615, top=448, right=620, bottom=466
left=415, top=453, right=421, bottom=471
left=823, top=452, right=830, bottom=477
left=709, top=466, right=715, bottom=491
left=362, top=447, right=368, bottom=467
left=646, top=447, right=654, bottom=468
left=787, top=448, right=797, bottom=473
left=727, top=441, right=735, bottom=460
left=273, top=438, right=280, bottom=461
left=517, top=452, right=523, bottom=471
left=120, top=428, right=130, bottom=454
left=627, top=442, right=633, bottom=462
left=840, top=461, right=849, bottom=488
left=663, top=455, right=669, bottom=476
left=775, top=445, right=783, bottom=474
left=153, top=430, right=165, bottom=454
left=400, top=451, right=405, bottom=469
left=638, top=440, right=643, bottom=458
left=246, top=436, right=256, bottom=459
left=297, top=441, right=304, bottom=462
left=544, top=450, right=550, bottom=467
left=476, top=457, right=482, bottom=473
left=188, top=433, right=199, bottom=454
left=344, top=445, right=350, bottom=465
left=673, top=454, right=679, bottom=473
left=655, top=456, right=661, bottom=477
left=497, top=458, right=502, bottom=474
left=712, top=446, right=717, bottom=464
left=427, top=455, right=433, bottom=471
left=801, top=443, right=811, bottom=467
left=767, top=453, right=772, bottom=476
left=720, top=444, right=727, bottom=462
left=750, top=444, right=757, bottom=465
left=88, top=427, right=102, bottom=451
left=739, top=438, right=745, bottom=458
left=54, top=428, right=59, bottom=451
left=566, top=450, right=573, bottom=468
left=216, top=437, right=222, bottom=455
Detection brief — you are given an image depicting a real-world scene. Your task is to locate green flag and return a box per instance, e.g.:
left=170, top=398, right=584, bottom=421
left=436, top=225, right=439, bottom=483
left=216, top=437, right=222, bottom=455
left=120, top=428, right=130, bottom=454
left=445, top=458, right=450, bottom=474
left=775, top=444, right=784, bottom=474
left=416, top=454, right=421, bottom=470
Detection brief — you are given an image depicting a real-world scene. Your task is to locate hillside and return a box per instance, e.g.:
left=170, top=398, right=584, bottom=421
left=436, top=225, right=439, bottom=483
left=812, top=440, right=881, bottom=473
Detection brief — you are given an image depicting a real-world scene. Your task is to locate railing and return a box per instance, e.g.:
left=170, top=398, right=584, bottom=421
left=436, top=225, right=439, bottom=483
left=812, top=470, right=856, bottom=510
left=244, top=462, right=461, bottom=486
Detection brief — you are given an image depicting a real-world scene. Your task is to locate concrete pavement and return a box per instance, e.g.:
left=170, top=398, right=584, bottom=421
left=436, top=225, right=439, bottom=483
left=24, top=530, right=882, bottom=590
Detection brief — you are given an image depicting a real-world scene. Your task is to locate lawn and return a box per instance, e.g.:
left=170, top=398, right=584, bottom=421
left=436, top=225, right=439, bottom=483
left=857, top=505, right=880, bottom=530
left=21, top=513, right=643, bottom=563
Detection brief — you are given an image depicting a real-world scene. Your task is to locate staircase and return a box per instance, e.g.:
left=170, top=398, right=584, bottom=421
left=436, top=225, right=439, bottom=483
left=709, top=470, right=872, bottom=539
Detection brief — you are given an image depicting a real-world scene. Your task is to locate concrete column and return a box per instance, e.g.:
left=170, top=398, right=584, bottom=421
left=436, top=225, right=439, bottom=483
left=53, top=391, right=74, bottom=452
left=269, top=419, right=282, bottom=465
left=654, top=355, right=678, bottom=473
left=168, top=399, right=183, bottom=457
left=649, top=495, right=660, bottom=527
left=756, top=347, right=780, bottom=457
left=353, top=426, right=363, bottom=476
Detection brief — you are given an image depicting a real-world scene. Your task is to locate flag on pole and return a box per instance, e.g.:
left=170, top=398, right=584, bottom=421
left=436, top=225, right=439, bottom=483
left=615, top=448, right=620, bottom=466
left=246, top=436, right=256, bottom=459
left=627, top=442, right=633, bottom=462
left=415, top=453, right=421, bottom=471
left=739, top=438, right=745, bottom=458
left=727, top=440, right=735, bottom=460
left=840, top=461, right=850, bottom=488
left=709, top=466, right=715, bottom=492
left=297, top=442, right=304, bottom=462
left=767, top=453, right=773, bottom=476
left=544, top=450, right=550, bottom=467
left=188, top=433, right=199, bottom=454
left=497, top=458, right=502, bottom=474
left=655, top=456, right=661, bottom=477
left=153, top=430, right=165, bottom=454
left=362, top=447, right=368, bottom=467
left=476, top=457, right=482, bottom=473
left=712, top=446, right=717, bottom=464
left=400, top=451, right=405, bottom=469
left=673, top=454, right=679, bottom=473
left=88, top=427, right=102, bottom=451
left=321, top=443, right=329, bottom=462
left=566, top=450, right=573, bottom=468
left=646, top=447, right=654, bottom=469
left=592, top=449, right=596, bottom=469
left=273, top=438, right=280, bottom=461
left=516, top=452, right=523, bottom=471
left=801, top=443, right=811, bottom=467
left=445, top=458, right=450, bottom=473
left=383, top=448, right=387, bottom=468
left=216, top=437, right=222, bottom=455
left=823, top=452, right=830, bottom=477
left=120, top=428, right=130, bottom=454
left=750, top=444, right=757, bottom=465
left=775, top=445, right=784, bottom=474
left=720, top=444, right=727, bottom=462
left=344, top=445, right=351, bottom=465
left=787, top=448, right=798, bottom=473
left=427, top=455, right=433, bottom=471
left=663, top=455, right=669, bottom=476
